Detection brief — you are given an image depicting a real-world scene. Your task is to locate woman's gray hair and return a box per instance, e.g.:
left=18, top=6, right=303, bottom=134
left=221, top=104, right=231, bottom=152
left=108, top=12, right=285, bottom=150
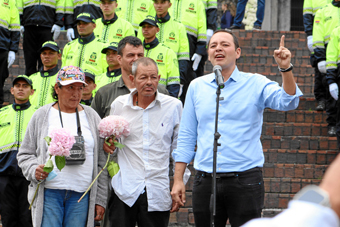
left=131, top=57, right=159, bottom=77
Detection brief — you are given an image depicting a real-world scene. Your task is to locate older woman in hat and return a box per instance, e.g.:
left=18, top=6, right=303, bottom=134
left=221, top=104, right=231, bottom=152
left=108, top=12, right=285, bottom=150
left=17, top=66, right=108, bottom=227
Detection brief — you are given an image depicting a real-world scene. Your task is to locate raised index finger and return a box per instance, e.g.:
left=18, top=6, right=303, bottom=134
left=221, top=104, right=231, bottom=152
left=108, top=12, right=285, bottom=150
left=280, top=35, right=285, bottom=47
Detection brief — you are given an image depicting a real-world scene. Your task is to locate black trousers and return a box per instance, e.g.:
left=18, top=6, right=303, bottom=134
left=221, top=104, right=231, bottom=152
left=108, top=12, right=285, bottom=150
left=192, top=168, right=264, bottom=227
left=314, top=67, right=327, bottom=102
left=108, top=189, right=170, bottom=227
left=0, top=50, right=9, bottom=106
left=0, top=175, right=32, bottom=227
left=23, top=26, right=53, bottom=76
left=321, top=71, right=337, bottom=127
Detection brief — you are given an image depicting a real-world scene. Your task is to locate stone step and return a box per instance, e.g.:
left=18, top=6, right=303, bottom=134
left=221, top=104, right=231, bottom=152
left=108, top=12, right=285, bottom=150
left=261, top=135, right=338, bottom=150
left=297, top=97, right=323, bottom=111
left=240, top=46, right=310, bottom=58
left=263, top=163, right=328, bottom=180
left=262, top=122, right=329, bottom=137
left=238, top=37, right=308, bottom=49
left=263, top=149, right=337, bottom=165
left=232, top=30, right=306, bottom=40
left=237, top=63, right=314, bottom=75
left=264, top=109, right=327, bottom=123
left=237, top=54, right=310, bottom=65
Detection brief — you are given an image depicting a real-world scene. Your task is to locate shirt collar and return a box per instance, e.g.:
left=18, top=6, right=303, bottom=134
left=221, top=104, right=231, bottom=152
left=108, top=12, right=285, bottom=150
left=143, top=38, right=159, bottom=50
left=210, top=66, right=240, bottom=84
left=107, top=68, right=122, bottom=77
left=156, top=12, right=170, bottom=23
left=78, top=33, right=95, bottom=44
left=102, top=13, right=118, bottom=25
left=40, top=65, right=59, bottom=77
left=12, top=100, right=31, bottom=111
left=124, top=89, right=162, bottom=109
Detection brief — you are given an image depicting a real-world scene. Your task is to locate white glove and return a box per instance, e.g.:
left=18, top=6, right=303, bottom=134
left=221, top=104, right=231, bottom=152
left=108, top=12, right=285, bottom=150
left=307, top=35, right=313, bottom=52
left=8, top=51, right=15, bottom=68
left=66, top=28, right=75, bottom=42
left=329, top=83, right=339, bottom=100
left=318, top=60, right=327, bottom=74
left=207, top=29, right=214, bottom=44
left=51, top=24, right=61, bottom=41
left=20, top=26, right=24, bottom=38
left=191, top=53, right=202, bottom=71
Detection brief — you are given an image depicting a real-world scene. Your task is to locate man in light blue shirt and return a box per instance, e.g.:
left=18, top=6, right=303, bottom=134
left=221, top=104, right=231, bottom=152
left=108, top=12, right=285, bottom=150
left=171, top=30, right=303, bottom=227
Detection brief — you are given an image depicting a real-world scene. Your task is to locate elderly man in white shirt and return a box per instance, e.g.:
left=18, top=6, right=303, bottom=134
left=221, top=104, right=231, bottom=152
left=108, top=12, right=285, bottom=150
left=103, top=57, right=186, bottom=227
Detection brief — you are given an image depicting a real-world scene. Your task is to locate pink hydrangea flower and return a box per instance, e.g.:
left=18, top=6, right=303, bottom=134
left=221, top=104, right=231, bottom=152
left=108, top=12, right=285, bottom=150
left=98, top=115, right=130, bottom=139
left=48, top=128, right=75, bottom=157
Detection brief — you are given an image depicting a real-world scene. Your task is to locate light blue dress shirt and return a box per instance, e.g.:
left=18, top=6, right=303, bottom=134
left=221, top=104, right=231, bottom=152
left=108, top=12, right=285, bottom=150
left=173, top=67, right=303, bottom=173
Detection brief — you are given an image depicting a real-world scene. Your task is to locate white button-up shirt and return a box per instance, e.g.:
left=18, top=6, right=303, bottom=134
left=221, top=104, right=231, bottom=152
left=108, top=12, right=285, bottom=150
left=110, top=90, right=182, bottom=211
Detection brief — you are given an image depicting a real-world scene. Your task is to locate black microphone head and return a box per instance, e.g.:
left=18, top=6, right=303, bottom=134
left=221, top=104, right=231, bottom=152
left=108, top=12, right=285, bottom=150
left=213, top=65, right=222, bottom=72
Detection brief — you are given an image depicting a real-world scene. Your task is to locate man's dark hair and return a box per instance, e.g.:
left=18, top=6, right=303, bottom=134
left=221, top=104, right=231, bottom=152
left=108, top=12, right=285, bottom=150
left=52, top=82, right=62, bottom=100
left=117, top=36, right=143, bottom=56
left=208, top=30, right=240, bottom=50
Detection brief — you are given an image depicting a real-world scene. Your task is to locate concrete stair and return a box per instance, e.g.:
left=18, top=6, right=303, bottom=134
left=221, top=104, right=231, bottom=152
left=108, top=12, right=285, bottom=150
left=2, top=29, right=337, bottom=226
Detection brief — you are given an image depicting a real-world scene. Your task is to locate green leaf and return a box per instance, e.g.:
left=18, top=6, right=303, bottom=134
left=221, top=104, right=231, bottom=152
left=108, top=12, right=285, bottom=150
left=43, top=159, right=54, bottom=173
left=113, top=141, right=125, bottom=149
left=55, top=156, right=66, bottom=171
left=105, top=138, right=112, bottom=147
left=44, top=136, right=51, bottom=146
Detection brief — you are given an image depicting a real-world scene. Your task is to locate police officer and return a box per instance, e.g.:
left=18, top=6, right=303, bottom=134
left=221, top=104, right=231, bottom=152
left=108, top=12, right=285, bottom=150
left=17, top=0, right=63, bottom=76
left=0, top=0, right=20, bottom=108
left=95, top=43, right=122, bottom=94
left=138, top=0, right=190, bottom=101
left=81, top=71, right=97, bottom=106
left=62, top=13, right=108, bottom=75
left=313, top=0, right=340, bottom=136
left=64, top=0, right=102, bottom=41
left=139, top=16, right=180, bottom=97
left=94, top=0, right=135, bottom=43
left=0, top=75, right=36, bottom=227
left=169, top=0, right=207, bottom=76
left=115, top=0, right=155, bottom=33
left=303, top=0, right=330, bottom=111
left=29, top=41, right=61, bottom=108
left=325, top=26, right=340, bottom=148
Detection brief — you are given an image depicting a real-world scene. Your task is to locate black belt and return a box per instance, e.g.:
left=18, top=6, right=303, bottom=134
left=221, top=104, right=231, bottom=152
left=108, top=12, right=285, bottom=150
left=197, top=167, right=261, bottom=179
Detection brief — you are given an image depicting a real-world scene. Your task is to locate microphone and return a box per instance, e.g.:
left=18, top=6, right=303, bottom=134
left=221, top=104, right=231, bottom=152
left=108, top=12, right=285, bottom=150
left=213, top=65, right=225, bottom=89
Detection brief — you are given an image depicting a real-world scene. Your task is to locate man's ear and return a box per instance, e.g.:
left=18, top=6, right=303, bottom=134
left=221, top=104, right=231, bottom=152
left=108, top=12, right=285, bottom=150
left=10, top=87, right=14, bottom=96
left=129, top=74, right=135, bottom=84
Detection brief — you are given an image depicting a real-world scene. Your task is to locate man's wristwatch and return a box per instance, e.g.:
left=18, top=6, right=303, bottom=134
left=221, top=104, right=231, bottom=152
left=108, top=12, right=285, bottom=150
left=293, top=185, right=331, bottom=208
left=278, top=63, right=293, bottom=72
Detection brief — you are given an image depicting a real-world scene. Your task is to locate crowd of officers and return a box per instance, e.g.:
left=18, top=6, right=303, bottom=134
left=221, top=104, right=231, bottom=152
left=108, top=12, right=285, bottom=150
left=0, top=0, right=217, bottom=226
left=303, top=0, right=340, bottom=147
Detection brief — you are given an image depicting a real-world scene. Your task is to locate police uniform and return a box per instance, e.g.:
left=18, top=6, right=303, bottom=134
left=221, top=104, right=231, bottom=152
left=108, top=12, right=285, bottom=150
left=94, top=13, right=135, bottom=43
left=143, top=38, right=180, bottom=98
left=94, top=68, right=122, bottom=95
left=169, top=0, right=207, bottom=76
left=137, top=13, right=190, bottom=98
left=202, top=0, right=217, bottom=31
left=0, top=76, right=37, bottom=227
left=17, top=0, right=64, bottom=76
left=62, top=33, right=108, bottom=75
left=115, top=0, right=155, bottom=32
left=0, top=0, right=20, bottom=107
left=313, top=1, right=340, bottom=135
left=64, top=0, right=102, bottom=38
left=303, top=0, right=330, bottom=111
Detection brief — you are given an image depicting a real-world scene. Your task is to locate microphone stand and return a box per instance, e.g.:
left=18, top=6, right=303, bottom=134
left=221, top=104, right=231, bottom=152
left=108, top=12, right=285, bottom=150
left=210, top=82, right=224, bottom=227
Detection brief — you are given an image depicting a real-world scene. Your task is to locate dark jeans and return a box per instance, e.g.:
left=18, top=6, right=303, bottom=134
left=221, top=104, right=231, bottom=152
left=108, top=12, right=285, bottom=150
left=193, top=168, right=264, bottom=227
left=233, top=0, right=265, bottom=27
left=23, top=26, right=53, bottom=76
left=108, top=189, right=170, bottom=227
left=0, top=175, right=32, bottom=227
left=0, top=50, right=9, bottom=106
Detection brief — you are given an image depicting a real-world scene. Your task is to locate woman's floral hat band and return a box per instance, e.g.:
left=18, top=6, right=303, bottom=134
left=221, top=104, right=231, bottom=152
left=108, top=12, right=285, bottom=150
left=56, top=66, right=87, bottom=86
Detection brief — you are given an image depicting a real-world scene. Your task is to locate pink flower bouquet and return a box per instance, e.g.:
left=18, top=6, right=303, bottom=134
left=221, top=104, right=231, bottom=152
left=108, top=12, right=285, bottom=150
left=43, top=128, right=75, bottom=172
left=30, top=128, right=75, bottom=210
left=78, top=115, right=130, bottom=203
